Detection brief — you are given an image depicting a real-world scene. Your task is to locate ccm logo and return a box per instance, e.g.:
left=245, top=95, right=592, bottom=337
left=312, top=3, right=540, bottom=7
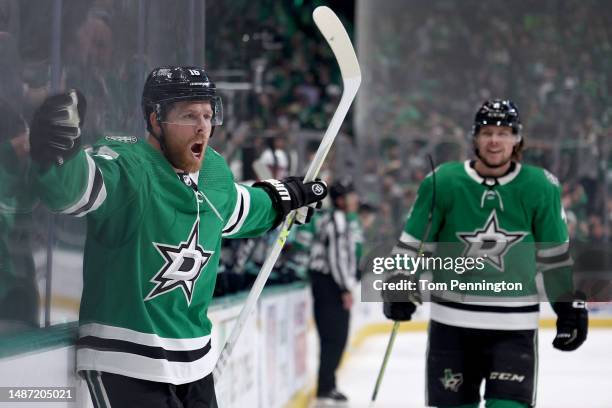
left=489, top=372, right=525, bottom=382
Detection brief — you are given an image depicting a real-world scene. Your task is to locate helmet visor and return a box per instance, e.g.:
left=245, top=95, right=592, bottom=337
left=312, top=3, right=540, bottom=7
left=156, top=94, right=223, bottom=126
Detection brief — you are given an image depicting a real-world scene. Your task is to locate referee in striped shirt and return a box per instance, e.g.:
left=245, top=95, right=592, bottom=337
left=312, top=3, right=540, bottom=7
left=293, top=179, right=362, bottom=405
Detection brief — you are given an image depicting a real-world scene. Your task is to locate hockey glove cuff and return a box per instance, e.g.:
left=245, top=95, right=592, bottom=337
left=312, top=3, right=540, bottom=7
left=552, top=291, right=588, bottom=351
left=254, top=177, right=327, bottom=227
left=30, top=89, right=86, bottom=169
left=382, top=271, right=421, bottom=322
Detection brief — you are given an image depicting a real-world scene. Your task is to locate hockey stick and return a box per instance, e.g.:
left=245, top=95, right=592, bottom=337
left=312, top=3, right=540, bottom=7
left=369, top=320, right=400, bottom=406
left=213, top=6, right=361, bottom=382
left=370, top=155, right=437, bottom=406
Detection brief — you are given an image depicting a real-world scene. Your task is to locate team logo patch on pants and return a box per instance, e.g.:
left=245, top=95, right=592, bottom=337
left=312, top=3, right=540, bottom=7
left=440, top=368, right=463, bottom=392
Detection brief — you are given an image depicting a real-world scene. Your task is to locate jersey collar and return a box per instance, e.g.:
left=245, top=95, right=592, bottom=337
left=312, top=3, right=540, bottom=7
left=176, top=170, right=200, bottom=191
left=464, top=160, right=521, bottom=186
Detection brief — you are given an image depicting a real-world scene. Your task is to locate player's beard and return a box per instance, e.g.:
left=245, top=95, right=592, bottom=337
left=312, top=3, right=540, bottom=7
left=164, top=137, right=205, bottom=173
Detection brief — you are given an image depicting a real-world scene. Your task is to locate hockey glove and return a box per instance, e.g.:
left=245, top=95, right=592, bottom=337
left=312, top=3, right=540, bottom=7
left=552, top=291, right=588, bottom=351
left=30, top=90, right=86, bottom=169
left=382, top=272, right=421, bottom=322
left=254, top=177, right=328, bottom=227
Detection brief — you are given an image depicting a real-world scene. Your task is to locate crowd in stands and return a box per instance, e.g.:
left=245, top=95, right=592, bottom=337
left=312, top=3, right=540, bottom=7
left=359, top=0, right=612, bottom=247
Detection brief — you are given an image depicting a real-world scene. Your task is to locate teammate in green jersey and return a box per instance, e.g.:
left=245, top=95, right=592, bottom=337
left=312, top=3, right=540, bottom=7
left=383, top=100, right=588, bottom=408
left=29, top=66, right=328, bottom=408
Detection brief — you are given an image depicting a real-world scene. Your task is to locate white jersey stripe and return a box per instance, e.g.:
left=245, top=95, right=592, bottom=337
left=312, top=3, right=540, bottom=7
left=430, top=302, right=539, bottom=330
left=222, top=184, right=251, bottom=236
left=222, top=184, right=243, bottom=233
left=537, top=241, right=569, bottom=258
left=399, top=231, right=436, bottom=252
left=61, top=152, right=96, bottom=214
left=230, top=184, right=251, bottom=235
left=79, top=323, right=211, bottom=351
left=77, top=176, right=108, bottom=217
left=431, top=290, right=540, bottom=305
left=84, top=371, right=102, bottom=408
left=95, top=372, right=111, bottom=408
left=77, top=347, right=215, bottom=385
left=390, top=244, right=418, bottom=257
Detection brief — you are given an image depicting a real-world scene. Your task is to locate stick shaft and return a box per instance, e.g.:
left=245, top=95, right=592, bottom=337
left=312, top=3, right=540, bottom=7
left=370, top=321, right=401, bottom=404
left=213, top=79, right=359, bottom=382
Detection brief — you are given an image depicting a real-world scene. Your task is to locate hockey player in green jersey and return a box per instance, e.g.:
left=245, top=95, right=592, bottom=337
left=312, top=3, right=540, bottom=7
left=382, top=100, right=588, bottom=408
left=29, top=66, right=328, bottom=408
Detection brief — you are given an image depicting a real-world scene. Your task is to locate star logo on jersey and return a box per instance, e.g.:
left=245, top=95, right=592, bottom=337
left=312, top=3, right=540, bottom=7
left=145, top=221, right=213, bottom=305
left=457, top=210, right=527, bottom=271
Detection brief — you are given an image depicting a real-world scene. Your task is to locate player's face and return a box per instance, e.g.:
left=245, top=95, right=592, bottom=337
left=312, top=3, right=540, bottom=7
left=475, top=125, right=518, bottom=169
left=162, top=101, right=213, bottom=172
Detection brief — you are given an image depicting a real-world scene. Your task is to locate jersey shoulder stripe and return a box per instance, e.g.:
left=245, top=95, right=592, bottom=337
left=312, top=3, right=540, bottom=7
left=58, top=152, right=106, bottom=216
left=222, top=184, right=251, bottom=236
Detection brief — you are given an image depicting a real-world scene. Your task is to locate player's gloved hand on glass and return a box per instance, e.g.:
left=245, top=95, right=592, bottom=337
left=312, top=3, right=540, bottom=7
left=382, top=271, right=422, bottom=322
left=552, top=290, right=588, bottom=351
left=254, top=176, right=328, bottom=226
left=30, top=89, right=86, bottom=169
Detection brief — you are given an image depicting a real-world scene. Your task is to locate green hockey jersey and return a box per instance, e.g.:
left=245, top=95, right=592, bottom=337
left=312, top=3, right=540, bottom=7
left=34, top=137, right=277, bottom=384
left=393, top=160, right=573, bottom=330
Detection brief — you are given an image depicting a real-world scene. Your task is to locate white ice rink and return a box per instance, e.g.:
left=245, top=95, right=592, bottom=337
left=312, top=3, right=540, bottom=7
left=331, top=328, right=612, bottom=408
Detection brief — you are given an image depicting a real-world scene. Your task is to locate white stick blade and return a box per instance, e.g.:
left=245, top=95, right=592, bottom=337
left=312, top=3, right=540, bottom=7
left=313, top=6, right=361, bottom=81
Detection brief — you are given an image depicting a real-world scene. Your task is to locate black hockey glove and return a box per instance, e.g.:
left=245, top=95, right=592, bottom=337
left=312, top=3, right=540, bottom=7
left=552, top=291, right=588, bottom=351
left=30, top=90, right=86, bottom=169
left=382, top=272, right=421, bottom=322
left=254, top=177, right=328, bottom=227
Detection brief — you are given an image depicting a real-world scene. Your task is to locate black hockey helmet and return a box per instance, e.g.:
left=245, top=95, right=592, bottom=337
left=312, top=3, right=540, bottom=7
left=142, top=66, right=223, bottom=134
left=330, top=178, right=356, bottom=202
left=472, top=99, right=521, bottom=138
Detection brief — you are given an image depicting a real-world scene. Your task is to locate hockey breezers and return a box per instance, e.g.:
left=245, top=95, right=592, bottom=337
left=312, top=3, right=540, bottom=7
left=213, top=6, right=361, bottom=382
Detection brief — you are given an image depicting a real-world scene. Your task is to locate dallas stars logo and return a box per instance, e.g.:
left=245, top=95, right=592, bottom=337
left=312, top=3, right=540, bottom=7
left=145, top=221, right=213, bottom=305
left=440, top=369, right=463, bottom=392
left=457, top=210, right=527, bottom=271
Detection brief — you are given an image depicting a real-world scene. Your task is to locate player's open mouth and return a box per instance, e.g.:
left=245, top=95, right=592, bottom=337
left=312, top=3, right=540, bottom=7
left=191, top=142, right=203, bottom=159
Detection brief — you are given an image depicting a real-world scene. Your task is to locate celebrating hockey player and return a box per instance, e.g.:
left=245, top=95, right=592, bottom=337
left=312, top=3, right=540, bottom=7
left=382, top=100, right=588, bottom=408
left=29, top=66, right=327, bottom=407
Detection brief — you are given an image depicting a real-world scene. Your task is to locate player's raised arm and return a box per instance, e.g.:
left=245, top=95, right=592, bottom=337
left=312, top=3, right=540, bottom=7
left=29, top=90, right=141, bottom=221
left=29, top=90, right=98, bottom=214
